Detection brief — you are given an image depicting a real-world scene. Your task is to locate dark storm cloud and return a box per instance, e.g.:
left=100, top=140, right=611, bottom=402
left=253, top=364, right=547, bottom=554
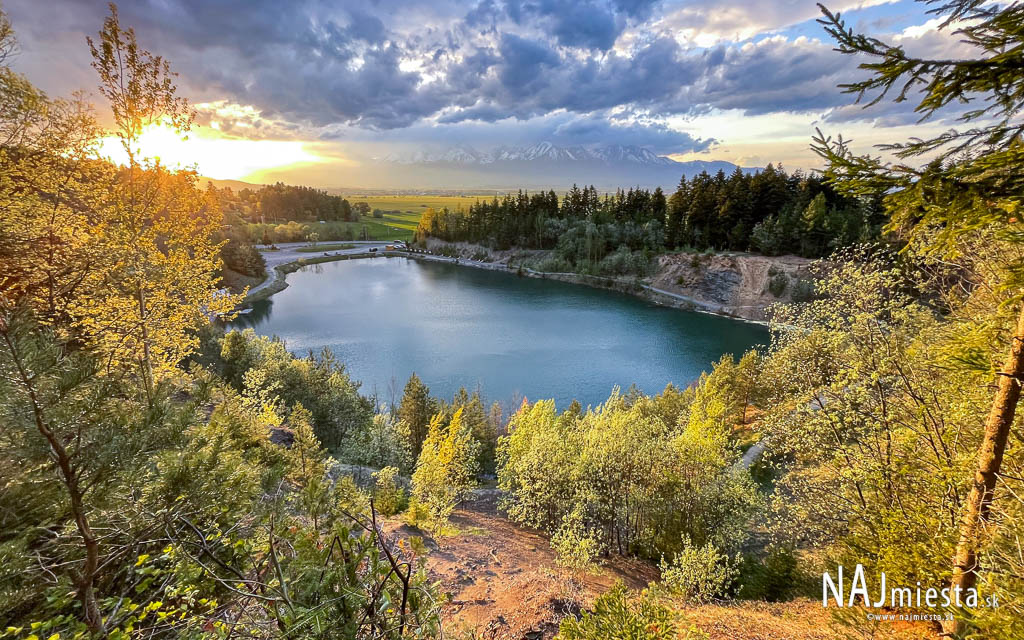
left=345, top=110, right=712, bottom=157
left=438, top=36, right=704, bottom=123
left=530, top=0, right=621, bottom=50
left=550, top=114, right=714, bottom=153
left=4, top=0, right=931, bottom=138
left=686, top=36, right=860, bottom=116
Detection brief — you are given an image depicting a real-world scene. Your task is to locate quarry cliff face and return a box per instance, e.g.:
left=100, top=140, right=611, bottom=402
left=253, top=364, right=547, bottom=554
left=421, top=238, right=814, bottom=322
left=647, top=252, right=814, bottom=322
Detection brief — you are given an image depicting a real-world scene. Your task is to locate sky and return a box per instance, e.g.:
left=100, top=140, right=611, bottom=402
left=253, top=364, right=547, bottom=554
left=4, top=0, right=979, bottom=187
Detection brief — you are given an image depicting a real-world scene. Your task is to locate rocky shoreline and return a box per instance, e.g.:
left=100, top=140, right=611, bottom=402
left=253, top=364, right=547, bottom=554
left=243, top=241, right=813, bottom=324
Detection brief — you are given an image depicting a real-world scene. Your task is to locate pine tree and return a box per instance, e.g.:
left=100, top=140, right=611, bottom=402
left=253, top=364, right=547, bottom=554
left=286, top=404, right=330, bottom=529
left=397, top=372, right=435, bottom=459
left=815, top=2, right=1024, bottom=634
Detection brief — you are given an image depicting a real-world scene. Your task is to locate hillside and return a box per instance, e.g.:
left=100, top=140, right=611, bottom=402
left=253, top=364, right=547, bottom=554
left=373, top=490, right=932, bottom=640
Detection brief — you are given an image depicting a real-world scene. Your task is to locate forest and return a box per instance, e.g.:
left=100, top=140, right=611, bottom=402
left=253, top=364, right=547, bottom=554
left=414, top=165, right=884, bottom=276
left=2, top=2, right=1024, bottom=639
left=211, top=182, right=358, bottom=224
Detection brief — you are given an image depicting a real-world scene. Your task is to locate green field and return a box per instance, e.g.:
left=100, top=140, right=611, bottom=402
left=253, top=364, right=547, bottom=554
left=243, top=196, right=496, bottom=244
left=346, top=194, right=490, bottom=212
left=246, top=217, right=415, bottom=243
left=345, top=195, right=495, bottom=241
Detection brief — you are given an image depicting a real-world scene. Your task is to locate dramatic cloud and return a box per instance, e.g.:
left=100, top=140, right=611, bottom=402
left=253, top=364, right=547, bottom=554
left=3, top=0, right=967, bottom=170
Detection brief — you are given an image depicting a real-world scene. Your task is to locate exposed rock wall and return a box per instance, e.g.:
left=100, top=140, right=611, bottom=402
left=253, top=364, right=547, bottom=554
left=648, top=252, right=814, bottom=321
left=421, top=239, right=814, bottom=322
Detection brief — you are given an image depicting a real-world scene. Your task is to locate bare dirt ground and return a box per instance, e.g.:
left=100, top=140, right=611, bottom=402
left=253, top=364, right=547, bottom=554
left=381, top=494, right=934, bottom=640
left=380, top=493, right=657, bottom=639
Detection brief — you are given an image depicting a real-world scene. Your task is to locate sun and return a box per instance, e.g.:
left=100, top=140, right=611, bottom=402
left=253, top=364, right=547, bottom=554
left=95, top=122, right=325, bottom=181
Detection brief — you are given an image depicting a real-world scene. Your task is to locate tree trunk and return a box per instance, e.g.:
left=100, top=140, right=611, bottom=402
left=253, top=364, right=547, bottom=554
left=943, top=305, right=1024, bottom=637
left=137, top=282, right=153, bottom=402
left=0, top=326, right=103, bottom=632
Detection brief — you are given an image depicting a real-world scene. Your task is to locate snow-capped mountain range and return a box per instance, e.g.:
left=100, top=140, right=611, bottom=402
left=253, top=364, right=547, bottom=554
left=371, top=142, right=754, bottom=190
left=379, top=142, right=681, bottom=166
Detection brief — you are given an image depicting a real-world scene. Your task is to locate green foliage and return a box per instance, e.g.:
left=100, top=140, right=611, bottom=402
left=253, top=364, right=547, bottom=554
left=411, top=408, right=481, bottom=530
left=737, top=546, right=805, bottom=602
left=557, top=584, right=705, bottom=640
left=212, top=181, right=358, bottom=224
left=220, top=225, right=267, bottom=278
left=788, top=278, right=816, bottom=303
left=658, top=539, right=739, bottom=604
left=344, top=412, right=413, bottom=472
left=757, top=247, right=1024, bottom=635
left=216, top=329, right=374, bottom=454
left=418, top=172, right=876, bottom=261
left=403, top=495, right=433, bottom=530
left=397, top=372, right=437, bottom=460
left=767, top=271, right=788, bottom=297
left=372, top=466, right=408, bottom=516
left=446, top=387, right=498, bottom=475
left=0, top=9, right=443, bottom=636
left=498, top=377, right=761, bottom=563
left=551, top=506, right=604, bottom=574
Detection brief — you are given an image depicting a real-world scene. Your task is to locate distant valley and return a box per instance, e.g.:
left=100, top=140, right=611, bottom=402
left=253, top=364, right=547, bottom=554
left=202, top=143, right=756, bottom=193
left=372, top=142, right=755, bottom=191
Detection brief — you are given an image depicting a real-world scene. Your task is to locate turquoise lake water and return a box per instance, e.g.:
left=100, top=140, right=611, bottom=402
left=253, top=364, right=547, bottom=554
left=231, top=257, right=768, bottom=409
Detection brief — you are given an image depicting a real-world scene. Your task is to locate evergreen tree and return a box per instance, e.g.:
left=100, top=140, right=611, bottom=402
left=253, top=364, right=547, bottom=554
left=815, top=2, right=1024, bottom=634
left=398, top=372, right=435, bottom=459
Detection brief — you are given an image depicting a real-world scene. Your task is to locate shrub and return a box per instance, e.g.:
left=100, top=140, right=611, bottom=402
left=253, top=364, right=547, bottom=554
left=343, top=412, right=412, bottom=472
left=738, top=546, right=803, bottom=601
left=767, top=272, right=788, bottom=297
left=372, top=466, right=408, bottom=516
left=790, top=278, right=816, bottom=302
left=558, top=584, right=705, bottom=640
left=659, top=539, right=739, bottom=604
left=435, top=244, right=460, bottom=258
left=534, top=255, right=573, bottom=273
left=411, top=409, right=480, bottom=530
left=551, top=506, right=603, bottom=574
left=403, top=495, right=432, bottom=529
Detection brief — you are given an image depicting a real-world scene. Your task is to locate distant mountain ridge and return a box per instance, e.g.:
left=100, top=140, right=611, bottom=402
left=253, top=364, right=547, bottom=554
left=380, top=142, right=681, bottom=166
left=199, top=144, right=757, bottom=192
left=375, top=142, right=754, bottom=190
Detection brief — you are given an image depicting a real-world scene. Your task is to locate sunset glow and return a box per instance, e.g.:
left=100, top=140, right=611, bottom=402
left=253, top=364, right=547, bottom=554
left=95, top=123, right=325, bottom=181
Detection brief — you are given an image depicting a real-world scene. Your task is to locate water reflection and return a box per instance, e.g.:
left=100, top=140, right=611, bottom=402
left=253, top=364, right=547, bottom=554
left=227, top=257, right=768, bottom=408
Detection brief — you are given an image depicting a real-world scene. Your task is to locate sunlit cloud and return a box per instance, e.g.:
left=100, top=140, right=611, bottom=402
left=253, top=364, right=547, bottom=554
left=11, top=0, right=960, bottom=180
left=95, top=122, right=327, bottom=181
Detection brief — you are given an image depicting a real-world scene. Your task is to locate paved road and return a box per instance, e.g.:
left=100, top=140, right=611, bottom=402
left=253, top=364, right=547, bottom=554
left=248, top=240, right=394, bottom=298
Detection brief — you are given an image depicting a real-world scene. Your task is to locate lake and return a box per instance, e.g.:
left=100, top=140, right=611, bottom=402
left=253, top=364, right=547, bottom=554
left=231, top=257, right=769, bottom=409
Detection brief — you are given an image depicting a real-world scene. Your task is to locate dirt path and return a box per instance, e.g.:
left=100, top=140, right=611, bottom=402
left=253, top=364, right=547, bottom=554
left=380, top=494, right=657, bottom=639
left=380, top=494, right=936, bottom=640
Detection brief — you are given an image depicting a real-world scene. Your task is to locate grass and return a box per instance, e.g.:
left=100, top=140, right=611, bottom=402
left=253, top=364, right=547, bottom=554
left=344, top=194, right=488, bottom=213
left=246, top=196, right=491, bottom=243
left=344, top=196, right=494, bottom=239
left=248, top=218, right=415, bottom=242
left=295, top=242, right=356, bottom=253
